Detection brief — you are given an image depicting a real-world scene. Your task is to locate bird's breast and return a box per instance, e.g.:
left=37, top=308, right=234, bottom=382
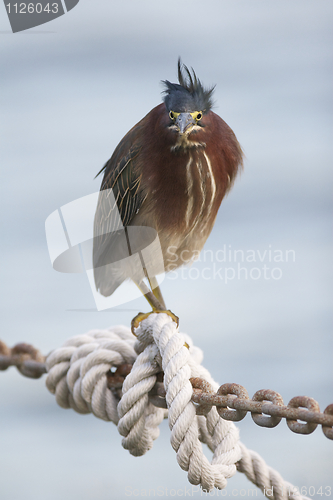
left=182, top=150, right=217, bottom=235
left=142, top=148, right=222, bottom=253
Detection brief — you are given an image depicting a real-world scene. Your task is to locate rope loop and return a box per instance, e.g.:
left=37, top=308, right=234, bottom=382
left=46, top=327, right=137, bottom=423
left=43, top=317, right=317, bottom=498
left=126, top=313, right=242, bottom=491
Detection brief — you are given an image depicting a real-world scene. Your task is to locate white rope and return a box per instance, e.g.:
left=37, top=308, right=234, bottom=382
left=45, top=314, right=310, bottom=498
left=122, top=313, right=241, bottom=490
left=46, top=326, right=137, bottom=423
left=237, top=443, right=311, bottom=500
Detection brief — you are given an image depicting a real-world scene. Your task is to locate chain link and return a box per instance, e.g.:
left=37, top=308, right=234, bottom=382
left=1, top=339, right=332, bottom=439
left=0, top=340, right=46, bottom=378
left=189, top=378, right=333, bottom=440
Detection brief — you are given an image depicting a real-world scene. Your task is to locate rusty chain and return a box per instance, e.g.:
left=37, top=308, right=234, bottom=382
left=189, top=378, right=333, bottom=440
left=0, top=340, right=46, bottom=379
left=1, top=339, right=332, bottom=440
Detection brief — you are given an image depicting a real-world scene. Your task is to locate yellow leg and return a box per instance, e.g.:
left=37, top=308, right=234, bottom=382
left=147, top=275, right=166, bottom=310
left=131, top=280, right=179, bottom=334
left=136, top=280, right=163, bottom=310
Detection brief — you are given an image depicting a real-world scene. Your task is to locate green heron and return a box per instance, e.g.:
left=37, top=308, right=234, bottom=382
left=93, top=59, right=243, bottom=326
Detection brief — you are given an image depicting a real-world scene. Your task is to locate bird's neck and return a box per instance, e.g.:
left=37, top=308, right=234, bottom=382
left=170, top=133, right=206, bottom=153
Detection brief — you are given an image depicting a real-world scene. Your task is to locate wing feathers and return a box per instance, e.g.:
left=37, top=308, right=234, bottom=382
left=93, top=123, right=146, bottom=291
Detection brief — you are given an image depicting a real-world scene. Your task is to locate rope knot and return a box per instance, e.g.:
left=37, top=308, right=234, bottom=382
left=43, top=318, right=311, bottom=497
left=45, top=327, right=137, bottom=423
left=118, top=313, right=242, bottom=491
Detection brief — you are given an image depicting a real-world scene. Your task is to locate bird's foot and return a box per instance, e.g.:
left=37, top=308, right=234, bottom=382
left=131, top=310, right=179, bottom=335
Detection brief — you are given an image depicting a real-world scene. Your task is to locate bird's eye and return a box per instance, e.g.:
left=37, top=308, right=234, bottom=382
left=169, top=111, right=175, bottom=120
left=196, top=112, right=203, bottom=121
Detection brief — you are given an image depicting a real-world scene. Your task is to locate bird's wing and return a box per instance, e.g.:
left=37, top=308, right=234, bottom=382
left=93, top=123, right=146, bottom=288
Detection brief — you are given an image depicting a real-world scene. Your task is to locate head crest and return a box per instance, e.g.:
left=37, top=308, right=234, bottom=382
left=162, top=58, right=215, bottom=113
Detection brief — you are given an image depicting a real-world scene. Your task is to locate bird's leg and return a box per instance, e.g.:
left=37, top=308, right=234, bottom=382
left=137, top=280, right=164, bottom=310
left=146, top=275, right=166, bottom=310
left=142, top=266, right=166, bottom=309
left=131, top=279, right=179, bottom=334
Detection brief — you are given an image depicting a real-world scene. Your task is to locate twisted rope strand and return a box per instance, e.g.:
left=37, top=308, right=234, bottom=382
left=1, top=317, right=323, bottom=498
left=2, top=338, right=332, bottom=436
left=45, top=327, right=137, bottom=422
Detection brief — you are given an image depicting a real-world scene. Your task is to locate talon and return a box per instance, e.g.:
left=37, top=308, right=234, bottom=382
left=131, top=310, right=179, bottom=335
left=131, top=312, right=153, bottom=334
left=162, top=309, right=179, bottom=328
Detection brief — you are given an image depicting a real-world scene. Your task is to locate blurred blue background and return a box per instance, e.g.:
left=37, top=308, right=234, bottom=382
left=1, top=1, right=332, bottom=498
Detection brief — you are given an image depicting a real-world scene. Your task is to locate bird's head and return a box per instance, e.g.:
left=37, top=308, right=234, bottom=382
left=162, top=59, right=215, bottom=137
